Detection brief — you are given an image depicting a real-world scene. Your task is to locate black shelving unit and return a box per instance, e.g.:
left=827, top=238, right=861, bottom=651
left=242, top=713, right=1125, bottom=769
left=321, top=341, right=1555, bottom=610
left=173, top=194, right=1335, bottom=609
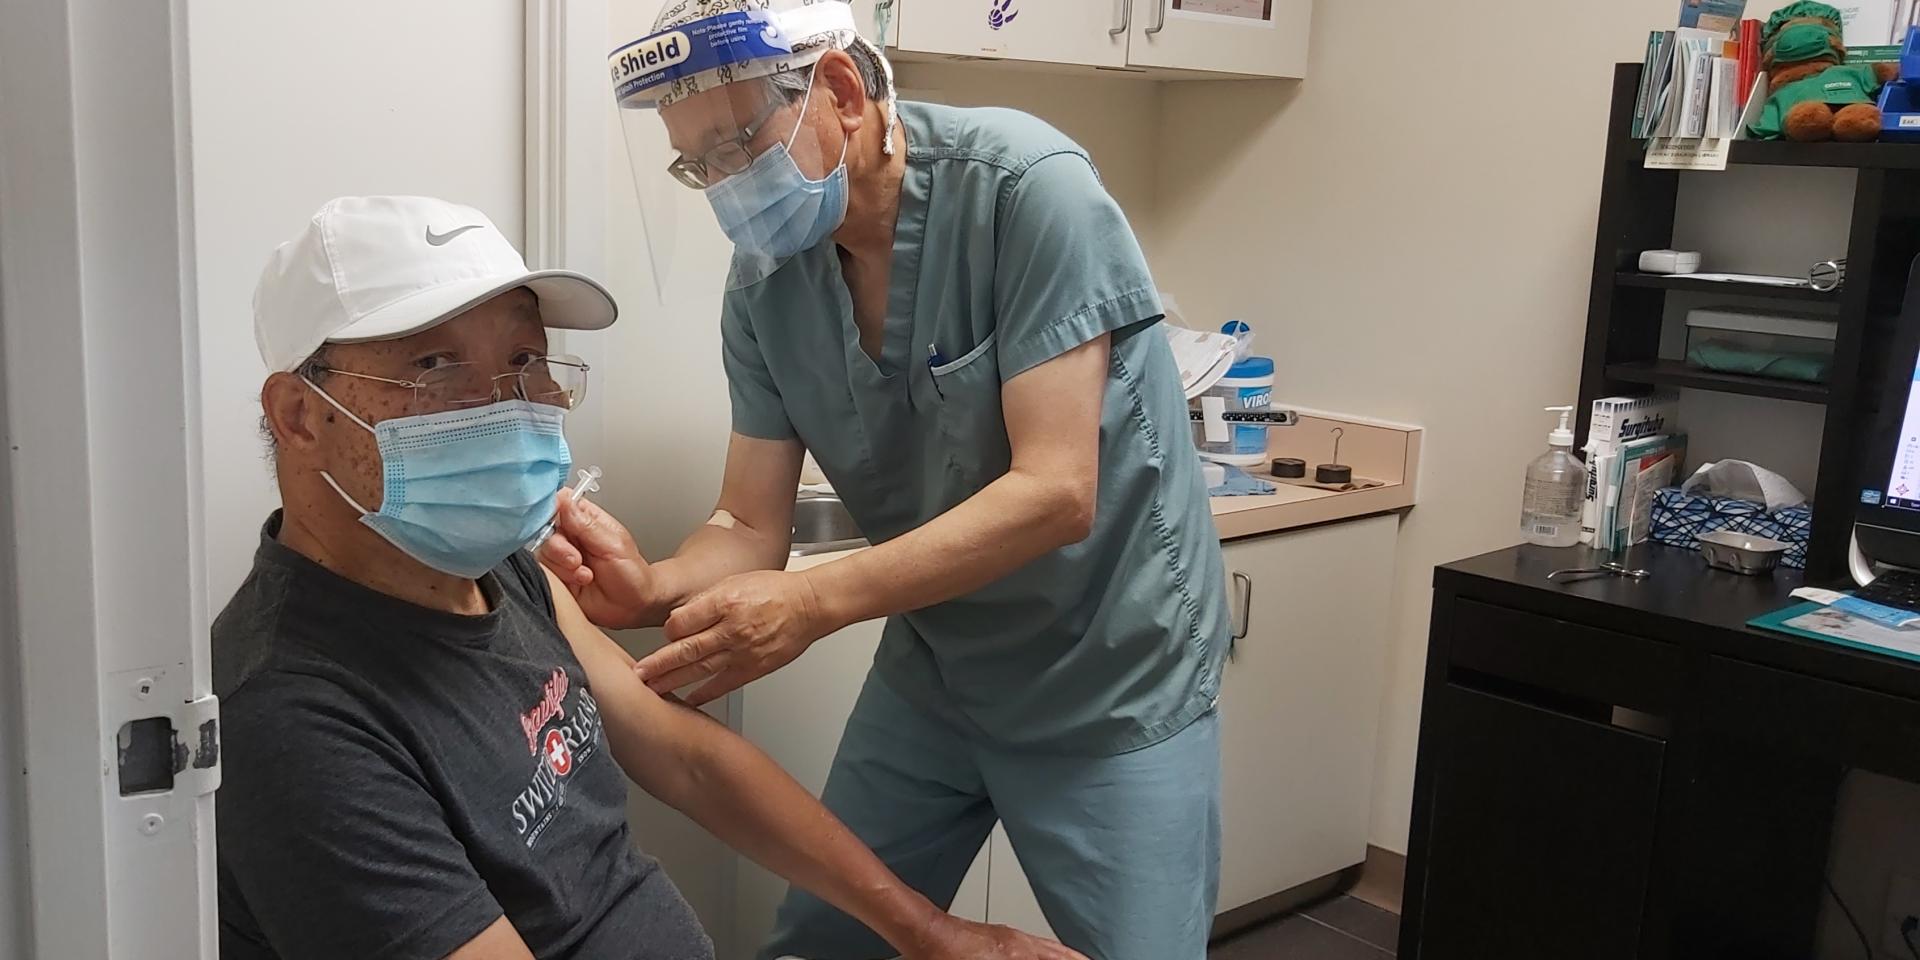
left=1578, top=63, right=1920, bottom=581
left=1604, top=359, right=1833, bottom=404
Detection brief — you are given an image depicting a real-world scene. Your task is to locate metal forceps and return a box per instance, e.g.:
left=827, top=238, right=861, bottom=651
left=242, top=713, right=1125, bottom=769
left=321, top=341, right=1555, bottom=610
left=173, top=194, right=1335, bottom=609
left=1547, top=561, right=1651, bottom=583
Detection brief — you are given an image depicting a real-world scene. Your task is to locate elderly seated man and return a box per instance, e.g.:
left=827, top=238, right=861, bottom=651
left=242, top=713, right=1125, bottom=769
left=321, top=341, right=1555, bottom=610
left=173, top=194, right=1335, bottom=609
left=214, top=195, right=1084, bottom=960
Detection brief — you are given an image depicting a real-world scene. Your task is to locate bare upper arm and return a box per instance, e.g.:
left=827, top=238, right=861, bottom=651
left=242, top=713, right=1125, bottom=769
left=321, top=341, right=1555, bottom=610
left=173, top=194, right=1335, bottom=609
left=1002, top=334, right=1108, bottom=480
left=541, top=567, right=703, bottom=793
left=543, top=567, right=653, bottom=707
left=713, top=432, right=805, bottom=539
left=442, top=917, right=535, bottom=960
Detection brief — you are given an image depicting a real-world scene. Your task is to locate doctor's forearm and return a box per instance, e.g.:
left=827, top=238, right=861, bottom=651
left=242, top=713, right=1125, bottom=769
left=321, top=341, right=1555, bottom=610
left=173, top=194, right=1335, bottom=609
left=804, top=468, right=1091, bottom=628
left=645, top=521, right=790, bottom=621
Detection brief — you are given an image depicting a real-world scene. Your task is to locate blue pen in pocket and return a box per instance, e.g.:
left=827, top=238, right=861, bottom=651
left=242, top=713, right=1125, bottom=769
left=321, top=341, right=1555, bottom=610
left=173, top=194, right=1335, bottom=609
left=927, top=343, right=946, bottom=399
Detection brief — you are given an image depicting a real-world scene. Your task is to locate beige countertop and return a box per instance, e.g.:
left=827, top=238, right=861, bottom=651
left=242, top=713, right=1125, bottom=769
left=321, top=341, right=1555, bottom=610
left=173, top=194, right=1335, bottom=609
left=1211, top=408, right=1422, bottom=541
left=1208, top=473, right=1415, bottom=541
left=789, top=409, right=1421, bottom=568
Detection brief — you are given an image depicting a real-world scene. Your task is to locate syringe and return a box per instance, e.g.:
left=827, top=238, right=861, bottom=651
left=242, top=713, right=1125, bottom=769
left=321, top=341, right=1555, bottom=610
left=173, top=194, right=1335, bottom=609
left=528, top=465, right=603, bottom=550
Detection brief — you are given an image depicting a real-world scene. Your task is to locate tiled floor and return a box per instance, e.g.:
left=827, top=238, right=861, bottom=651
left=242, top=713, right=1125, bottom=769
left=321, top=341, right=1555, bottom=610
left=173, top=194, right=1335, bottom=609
left=1209, top=896, right=1399, bottom=959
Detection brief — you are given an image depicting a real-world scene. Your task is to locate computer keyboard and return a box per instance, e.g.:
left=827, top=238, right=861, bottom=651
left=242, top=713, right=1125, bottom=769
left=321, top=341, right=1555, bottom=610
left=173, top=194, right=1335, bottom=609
left=1853, top=570, right=1920, bottom=614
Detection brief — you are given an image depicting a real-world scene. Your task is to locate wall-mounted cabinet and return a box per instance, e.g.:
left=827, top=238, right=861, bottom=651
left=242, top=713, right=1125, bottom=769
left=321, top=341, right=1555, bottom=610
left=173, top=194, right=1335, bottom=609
left=852, top=0, right=1310, bottom=79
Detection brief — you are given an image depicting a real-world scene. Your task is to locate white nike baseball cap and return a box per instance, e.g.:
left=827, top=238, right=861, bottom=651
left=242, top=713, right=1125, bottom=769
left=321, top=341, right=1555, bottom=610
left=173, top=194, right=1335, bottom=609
left=252, top=195, right=617, bottom=372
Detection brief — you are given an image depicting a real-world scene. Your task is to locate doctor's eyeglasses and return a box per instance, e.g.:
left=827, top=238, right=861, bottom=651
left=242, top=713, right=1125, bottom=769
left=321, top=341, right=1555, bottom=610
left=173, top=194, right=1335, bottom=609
left=666, top=96, right=788, bottom=189
left=312, top=354, right=590, bottom=416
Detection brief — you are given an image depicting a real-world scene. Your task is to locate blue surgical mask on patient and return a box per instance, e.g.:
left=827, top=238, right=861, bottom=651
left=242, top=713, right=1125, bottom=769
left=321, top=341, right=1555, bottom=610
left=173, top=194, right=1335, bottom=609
left=704, top=76, right=850, bottom=261
left=307, top=382, right=571, bottom=578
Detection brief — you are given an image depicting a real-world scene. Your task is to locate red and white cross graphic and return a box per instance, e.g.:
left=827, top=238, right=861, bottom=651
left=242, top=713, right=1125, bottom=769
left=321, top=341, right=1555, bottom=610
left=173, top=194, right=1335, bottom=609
left=543, top=729, right=573, bottom=776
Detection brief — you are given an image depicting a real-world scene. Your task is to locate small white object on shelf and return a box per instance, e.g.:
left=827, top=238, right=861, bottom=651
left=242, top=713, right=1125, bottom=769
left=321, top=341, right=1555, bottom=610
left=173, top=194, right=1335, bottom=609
left=1638, top=249, right=1701, bottom=275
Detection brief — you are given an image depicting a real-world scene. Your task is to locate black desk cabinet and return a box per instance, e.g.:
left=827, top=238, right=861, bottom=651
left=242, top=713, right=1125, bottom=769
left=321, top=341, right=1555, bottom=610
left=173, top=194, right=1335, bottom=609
left=1400, top=544, right=1920, bottom=959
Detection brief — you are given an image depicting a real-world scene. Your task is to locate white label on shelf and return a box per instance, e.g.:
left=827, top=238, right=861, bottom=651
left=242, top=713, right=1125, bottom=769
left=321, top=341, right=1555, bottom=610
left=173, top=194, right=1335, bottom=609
left=1644, top=137, right=1732, bottom=172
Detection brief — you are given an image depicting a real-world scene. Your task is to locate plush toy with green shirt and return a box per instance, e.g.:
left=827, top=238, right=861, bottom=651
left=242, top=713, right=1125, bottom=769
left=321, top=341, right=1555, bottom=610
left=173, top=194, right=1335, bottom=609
left=1748, top=1, right=1898, bottom=141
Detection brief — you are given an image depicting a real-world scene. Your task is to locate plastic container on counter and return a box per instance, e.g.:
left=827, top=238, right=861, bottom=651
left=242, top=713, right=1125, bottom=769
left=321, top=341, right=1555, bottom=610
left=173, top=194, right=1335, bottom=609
left=1192, top=355, right=1275, bottom=467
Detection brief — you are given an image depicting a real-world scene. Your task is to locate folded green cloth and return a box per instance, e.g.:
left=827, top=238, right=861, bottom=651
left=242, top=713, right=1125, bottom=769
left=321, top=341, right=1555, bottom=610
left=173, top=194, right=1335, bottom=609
left=1686, top=341, right=1831, bottom=383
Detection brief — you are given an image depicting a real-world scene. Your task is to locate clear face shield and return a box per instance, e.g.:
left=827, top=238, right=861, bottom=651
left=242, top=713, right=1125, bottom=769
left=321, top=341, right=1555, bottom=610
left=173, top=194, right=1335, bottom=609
left=610, top=6, right=854, bottom=294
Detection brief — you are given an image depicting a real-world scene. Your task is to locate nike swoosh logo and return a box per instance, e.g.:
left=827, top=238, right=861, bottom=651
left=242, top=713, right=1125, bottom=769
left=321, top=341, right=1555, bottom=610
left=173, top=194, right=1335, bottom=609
left=425, top=224, right=483, bottom=246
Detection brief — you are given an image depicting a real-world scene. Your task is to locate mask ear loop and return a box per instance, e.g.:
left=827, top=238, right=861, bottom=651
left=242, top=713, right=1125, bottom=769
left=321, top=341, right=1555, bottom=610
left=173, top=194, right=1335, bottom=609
left=302, top=377, right=378, bottom=516
left=784, top=68, right=852, bottom=183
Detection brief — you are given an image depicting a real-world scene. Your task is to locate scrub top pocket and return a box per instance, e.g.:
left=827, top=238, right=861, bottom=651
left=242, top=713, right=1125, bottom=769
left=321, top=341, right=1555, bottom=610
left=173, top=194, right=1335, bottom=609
left=929, top=333, right=1011, bottom=490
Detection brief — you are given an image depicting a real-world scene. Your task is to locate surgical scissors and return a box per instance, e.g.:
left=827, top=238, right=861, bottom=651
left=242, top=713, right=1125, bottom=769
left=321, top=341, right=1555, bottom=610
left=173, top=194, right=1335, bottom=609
left=1547, top=562, right=1651, bottom=583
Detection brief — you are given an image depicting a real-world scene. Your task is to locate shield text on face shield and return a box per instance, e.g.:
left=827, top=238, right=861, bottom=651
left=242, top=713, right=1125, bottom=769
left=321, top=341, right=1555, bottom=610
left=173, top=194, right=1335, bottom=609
left=610, top=1, right=872, bottom=298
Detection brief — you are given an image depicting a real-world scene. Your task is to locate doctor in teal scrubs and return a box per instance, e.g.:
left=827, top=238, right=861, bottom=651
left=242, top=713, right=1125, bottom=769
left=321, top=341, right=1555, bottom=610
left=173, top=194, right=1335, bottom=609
left=553, top=2, right=1231, bottom=957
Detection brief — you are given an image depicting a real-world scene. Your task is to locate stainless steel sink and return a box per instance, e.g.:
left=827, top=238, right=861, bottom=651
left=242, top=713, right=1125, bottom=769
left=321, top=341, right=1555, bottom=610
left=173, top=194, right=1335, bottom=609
left=791, top=495, right=868, bottom=556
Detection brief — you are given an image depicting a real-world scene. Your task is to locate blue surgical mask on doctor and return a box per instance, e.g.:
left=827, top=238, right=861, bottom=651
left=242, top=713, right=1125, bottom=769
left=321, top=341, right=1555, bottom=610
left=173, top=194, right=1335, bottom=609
left=306, top=383, right=572, bottom=579
left=703, top=74, right=850, bottom=261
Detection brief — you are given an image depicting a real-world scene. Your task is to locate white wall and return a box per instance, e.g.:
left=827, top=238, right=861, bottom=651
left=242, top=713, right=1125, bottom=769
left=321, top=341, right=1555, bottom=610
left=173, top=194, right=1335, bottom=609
left=188, top=2, right=527, bottom=604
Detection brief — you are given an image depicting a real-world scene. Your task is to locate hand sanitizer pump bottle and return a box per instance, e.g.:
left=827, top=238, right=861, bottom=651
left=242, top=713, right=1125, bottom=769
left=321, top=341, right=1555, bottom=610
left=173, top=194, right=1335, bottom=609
left=1521, top=406, right=1584, bottom=548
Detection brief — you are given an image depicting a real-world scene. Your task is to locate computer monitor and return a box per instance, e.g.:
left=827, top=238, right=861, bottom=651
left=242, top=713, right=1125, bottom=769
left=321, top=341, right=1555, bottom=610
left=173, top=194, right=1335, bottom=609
left=1857, top=271, right=1920, bottom=572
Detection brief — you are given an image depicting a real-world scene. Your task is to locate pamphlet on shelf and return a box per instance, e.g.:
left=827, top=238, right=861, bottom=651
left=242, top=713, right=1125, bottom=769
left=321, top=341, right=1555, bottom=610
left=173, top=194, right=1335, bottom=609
left=1678, top=0, right=1748, bottom=33
left=1643, top=72, right=1767, bottom=170
left=1793, top=586, right=1920, bottom=628
left=1609, top=434, right=1689, bottom=549
left=1751, top=602, right=1920, bottom=664
left=1582, top=394, right=1680, bottom=546
left=1737, top=19, right=1761, bottom=104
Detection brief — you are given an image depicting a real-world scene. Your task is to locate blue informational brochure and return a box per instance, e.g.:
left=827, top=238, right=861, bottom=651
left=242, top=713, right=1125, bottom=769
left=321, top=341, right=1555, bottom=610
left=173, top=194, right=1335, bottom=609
left=1679, top=0, right=1748, bottom=32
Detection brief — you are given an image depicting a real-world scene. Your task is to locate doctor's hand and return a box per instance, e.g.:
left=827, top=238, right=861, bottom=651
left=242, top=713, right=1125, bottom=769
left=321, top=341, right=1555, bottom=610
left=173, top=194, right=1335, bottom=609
left=905, top=915, right=1089, bottom=960
left=636, top=570, right=835, bottom=706
left=538, top=490, right=660, bottom=631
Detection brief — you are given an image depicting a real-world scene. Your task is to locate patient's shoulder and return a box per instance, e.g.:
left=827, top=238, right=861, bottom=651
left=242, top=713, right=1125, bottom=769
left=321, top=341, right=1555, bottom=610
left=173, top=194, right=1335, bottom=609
left=212, top=558, right=334, bottom=698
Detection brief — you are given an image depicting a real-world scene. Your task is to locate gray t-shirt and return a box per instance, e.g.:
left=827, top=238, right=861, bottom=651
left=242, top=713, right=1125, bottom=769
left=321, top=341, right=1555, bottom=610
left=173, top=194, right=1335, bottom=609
left=213, top=513, right=712, bottom=960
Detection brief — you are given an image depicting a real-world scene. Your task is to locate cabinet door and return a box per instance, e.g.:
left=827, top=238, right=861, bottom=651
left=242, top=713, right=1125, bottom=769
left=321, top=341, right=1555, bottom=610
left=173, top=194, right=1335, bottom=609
left=896, top=0, right=1128, bottom=68
left=1215, top=515, right=1398, bottom=914
left=735, top=618, right=988, bottom=950
left=1418, top=683, right=1664, bottom=960
left=1126, top=0, right=1309, bottom=78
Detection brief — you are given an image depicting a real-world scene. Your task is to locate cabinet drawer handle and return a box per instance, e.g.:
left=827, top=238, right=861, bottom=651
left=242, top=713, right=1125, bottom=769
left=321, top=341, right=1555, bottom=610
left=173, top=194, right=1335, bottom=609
left=1231, top=571, right=1253, bottom=643
left=1146, top=0, right=1169, bottom=35
left=1110, top=0, right=1132, bottom=36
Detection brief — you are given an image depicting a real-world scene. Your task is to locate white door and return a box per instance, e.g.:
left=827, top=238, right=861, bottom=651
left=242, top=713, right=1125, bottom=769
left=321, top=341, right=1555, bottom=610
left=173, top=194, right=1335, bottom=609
left=0, top=0, right=218, bottom=957
left=1215, top=515, right=1396, bottom=914
left=1126, top=0, right=1310, bottom=78
left=897, top=0, right=1129, bottom=68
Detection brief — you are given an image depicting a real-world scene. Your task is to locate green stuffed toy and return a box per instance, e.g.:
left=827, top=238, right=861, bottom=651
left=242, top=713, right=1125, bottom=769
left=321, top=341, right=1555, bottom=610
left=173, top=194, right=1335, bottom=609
left=1749, top=1, right=1899, bottom=141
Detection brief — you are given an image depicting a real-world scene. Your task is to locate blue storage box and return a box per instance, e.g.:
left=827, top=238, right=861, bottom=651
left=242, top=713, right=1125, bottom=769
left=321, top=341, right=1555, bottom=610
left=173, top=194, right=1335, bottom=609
left=1879, top=27, right=1920, bottom=142
left=1649, top=487, right=1813, bottom=569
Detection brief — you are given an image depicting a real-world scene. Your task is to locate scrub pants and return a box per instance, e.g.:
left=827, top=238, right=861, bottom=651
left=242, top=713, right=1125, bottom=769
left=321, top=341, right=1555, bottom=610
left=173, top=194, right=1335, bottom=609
left=758, top=672, right=1222, bottom=960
